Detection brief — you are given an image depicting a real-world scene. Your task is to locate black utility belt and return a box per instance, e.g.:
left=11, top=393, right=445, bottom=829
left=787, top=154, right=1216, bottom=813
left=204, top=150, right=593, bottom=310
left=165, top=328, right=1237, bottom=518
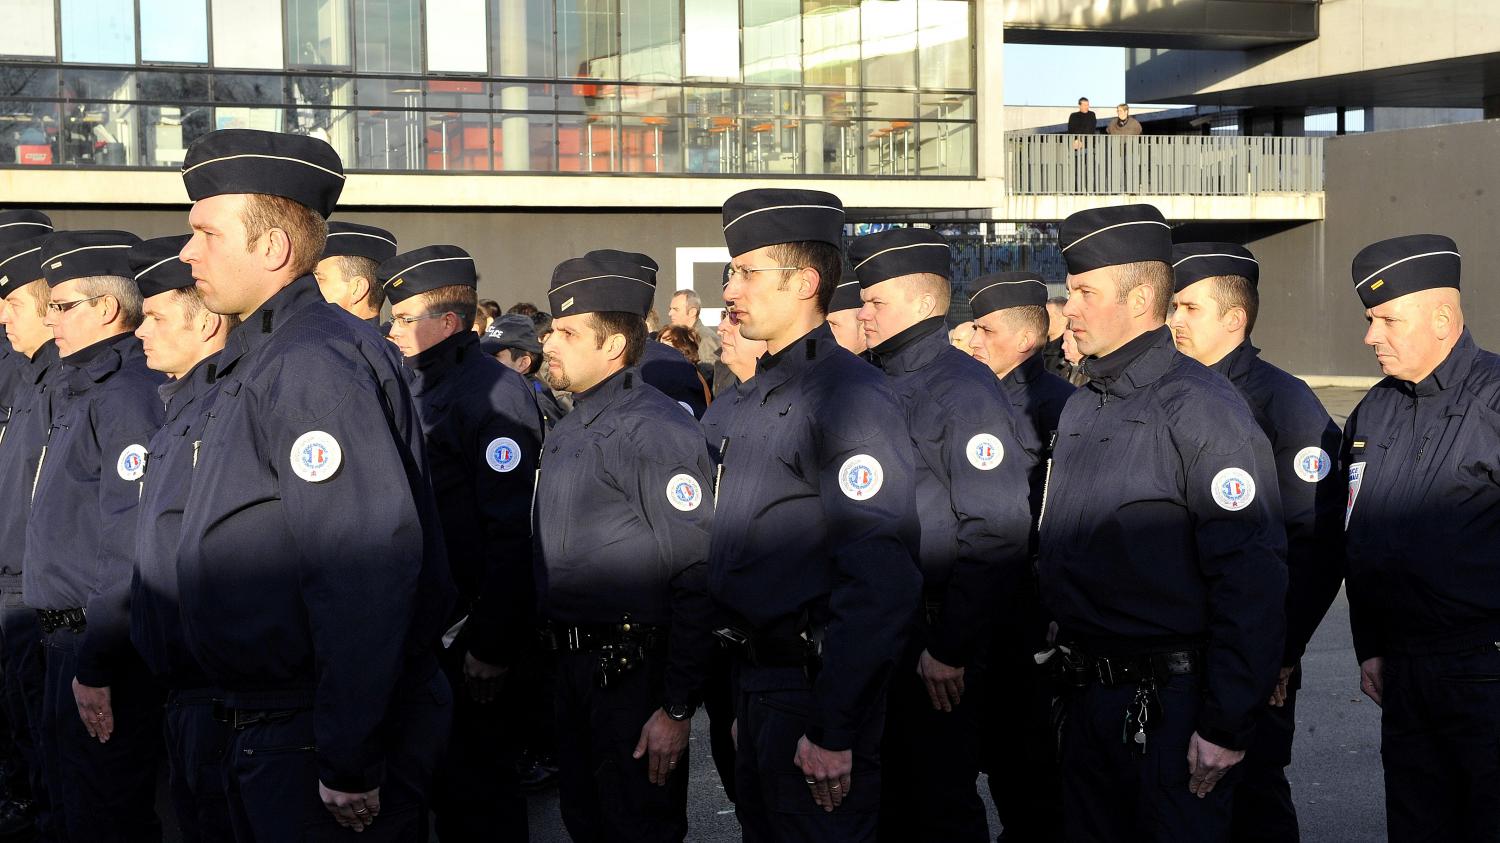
left=541, top=622, right=667, bottom=654
left=211, top=703, right=310, bottom=731
left=714, top=624, right=823, bottom=672
left=37, top=607, right=85, bottom=634
left=1054, top=647, right=1200, bottom=689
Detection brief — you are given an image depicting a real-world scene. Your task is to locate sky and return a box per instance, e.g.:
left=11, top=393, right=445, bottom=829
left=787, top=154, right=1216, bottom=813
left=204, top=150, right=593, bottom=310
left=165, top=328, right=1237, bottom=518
left=1003, top=44, right=1128, bottom=107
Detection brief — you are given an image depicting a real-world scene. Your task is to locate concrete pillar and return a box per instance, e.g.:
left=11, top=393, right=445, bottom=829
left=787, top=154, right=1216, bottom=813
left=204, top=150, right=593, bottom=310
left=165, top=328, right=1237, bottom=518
left=1484, top=94, right=1500, bottom=120
left=975, top=0, right=1004, bottom=193
left=805, top=93, right=825, bottom=174
left=499, top=0, right=530, bottom=171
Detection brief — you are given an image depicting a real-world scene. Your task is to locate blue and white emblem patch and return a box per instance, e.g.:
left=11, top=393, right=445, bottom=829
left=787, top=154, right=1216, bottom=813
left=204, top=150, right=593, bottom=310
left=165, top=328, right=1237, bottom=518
left=1292, top=446, right=1331, bottom=483
left=667, top=473, right=703, bottom=511
left=485, top=437, right=522, bottom=473
left=290, top=431, right=342, bottom=483
left=1210, top=467, right=1255, bottom=511
left=838, top=454, right=884, bottom=501
left=966, top=433, right=1004, bottom=470
left=116, top=444, right=147, bottom=481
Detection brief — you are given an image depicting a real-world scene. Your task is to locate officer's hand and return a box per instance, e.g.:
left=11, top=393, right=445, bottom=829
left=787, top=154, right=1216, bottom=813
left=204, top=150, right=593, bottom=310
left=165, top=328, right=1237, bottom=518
left=1186, top=732, right=1244, bottom=798
left=462, top=651, right=507, bottom=705
left=71, top=678, right=113, bottom=743
left=1268, top=665, right=1295, bottom=707
left=632, top=708, right=690, bottom=786
left=1359, top=657, right=1385, bottom=707
left=319, top=782, right=380, bottom=832
left=917, top=649, right=965, bottom=712
left=794, top=735, right=853, bottom=812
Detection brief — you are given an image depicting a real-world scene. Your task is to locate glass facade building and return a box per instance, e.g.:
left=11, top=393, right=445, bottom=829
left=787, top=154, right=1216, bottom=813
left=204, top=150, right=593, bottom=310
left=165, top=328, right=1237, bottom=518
left=0, top=0, right=976, bottom=177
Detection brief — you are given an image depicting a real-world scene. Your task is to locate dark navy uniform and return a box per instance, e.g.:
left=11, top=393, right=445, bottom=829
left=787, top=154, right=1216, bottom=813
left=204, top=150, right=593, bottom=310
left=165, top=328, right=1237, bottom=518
left=846, top=230, right=1033, bottom=843
left=535, top=256, right=717, bottom=843
left=1340, top=236, right=1500, bottom=842
left=379, top=246, right=544, bottom=842
left=22, top=231, right=168, bottom=843
left=1172, top=244, right=1345, bottom=843
left=482, top=314, right=568, bottom=429
left=1039, top=206, right=1287, bottom=843
left=175, top=129, right=455, bottom=841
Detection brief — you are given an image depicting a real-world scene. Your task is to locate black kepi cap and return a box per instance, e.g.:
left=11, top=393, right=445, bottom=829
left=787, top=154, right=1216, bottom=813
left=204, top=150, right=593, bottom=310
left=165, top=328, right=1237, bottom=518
left=41, top=231, right=141, bottom=286
left=129, top=235, right=195, bottom=299
left=378, top=246, right=477, bottom=305
left=1060, top=204, right=1172, bottom=275
left=0, top=210, right=52, bottom=246
left=1171, top=243, right=1259, bottom=293
left=968, top=272, right=1048, bottom=319
left=827, top=279, right=863, bottom=313
left=0, top=236, right=48, bottom=293
left=182, top=128, right=345, bottom=218
left=323, top=222, right=398, bottom=264
left=1351, top=234, right=1460, bottom=309
left=847, top=228, right=951, bottom=288
left=722, top=189, right=844, bottom=257
left=548, top=256, right=655, bottom=318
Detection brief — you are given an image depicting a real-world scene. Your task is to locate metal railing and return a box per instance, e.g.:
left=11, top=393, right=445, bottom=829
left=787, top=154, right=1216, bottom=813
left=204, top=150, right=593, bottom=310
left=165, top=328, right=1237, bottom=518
left=1007, top=134, right=1324, bottom=196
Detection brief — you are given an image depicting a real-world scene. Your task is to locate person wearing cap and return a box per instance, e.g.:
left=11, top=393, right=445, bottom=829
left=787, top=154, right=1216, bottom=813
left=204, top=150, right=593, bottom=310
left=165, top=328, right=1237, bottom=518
left=482, top=313, right=568, bottom=429
left=712, top=188, right=920, bottom=840
left=963, top=270, right=1073, bottom=842
left=825, top=277, right=867, bottom=355
left=846, top=227, right=1032, bottom=842
left=1039, top=204, right=1286, bottom=841
left=379, top=244, right=543, bottom=842
left=534, top=254, right=717, bottom=842
left=1340, top=234, right=1500, bottom=841
left=0, top=212, right=63, bottom=839
left=126, top=234, right=238, bottom=842
left=0, top=211, right=55, bottom=431
left=21, top=229, right=168, bottom=840
left=315, top=221, right=397, bottom=327
left=174, top=128, right=456, bottom=838
left=1168, top=242, right=1344, bottom=842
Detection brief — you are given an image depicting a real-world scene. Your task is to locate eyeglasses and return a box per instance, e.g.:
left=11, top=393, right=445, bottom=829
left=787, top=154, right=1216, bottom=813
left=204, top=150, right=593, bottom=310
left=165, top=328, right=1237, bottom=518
left=390, top=312, right=449, bottom=327
left=725, top=265, right=802, bottom=283
left=46, top=294, right=108, bottom=314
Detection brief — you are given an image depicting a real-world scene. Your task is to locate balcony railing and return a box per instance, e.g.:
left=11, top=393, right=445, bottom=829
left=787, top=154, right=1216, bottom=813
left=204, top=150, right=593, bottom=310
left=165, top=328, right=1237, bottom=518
left=1007, top=134, right=1324, bottom=196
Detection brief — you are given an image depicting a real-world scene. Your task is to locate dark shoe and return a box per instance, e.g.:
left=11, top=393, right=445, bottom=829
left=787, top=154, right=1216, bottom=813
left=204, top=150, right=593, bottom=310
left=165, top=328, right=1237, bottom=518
left=517, top=757, right=559, bottom=793
left=0, top=798, right=35, bottom=841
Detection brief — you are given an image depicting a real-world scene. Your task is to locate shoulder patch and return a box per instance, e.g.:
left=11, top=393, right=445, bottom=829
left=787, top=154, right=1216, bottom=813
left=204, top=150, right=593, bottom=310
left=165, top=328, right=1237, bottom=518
left=666, top=473, right=703, bottom=511
left=837, top=454, right=884, bottom=501
left=290, top=430, right=342, bottom=482
left=966, top=433, right=1004, bottom=470
left=1292, top=446, right=1331, bottom=483
left=1210, top=466, right=1256, bottom=511
left=116, top=444, right=147, bottom=481
left=485, top=437, right=522, bottom=472
left=1345, top=462, right=1366, bottom=529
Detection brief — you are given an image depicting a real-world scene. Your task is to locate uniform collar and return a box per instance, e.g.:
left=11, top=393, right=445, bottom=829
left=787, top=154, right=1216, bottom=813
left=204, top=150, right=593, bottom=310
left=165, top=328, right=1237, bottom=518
left=61, top=331, right=136, bottom=388
left=1084, top=325, right=1175, bottom=397
left=1005, top=350, right=1046, bottom=386
left=1410, top=329, right=1476, bottom=397
left=159, top=352, right=220, bottom=421
left=218, top=275, right=327, bottom=374
left=1209, top=339, right=1259, bottom=385
left=573, top=366, right=636, bottom=426
left=754, top=322, right=835, bottom=395
left=26, top=340, right=59, bottom=384
left=869, top=316, right=947, bottom=374
left=407, top=329, right=479, bottom=388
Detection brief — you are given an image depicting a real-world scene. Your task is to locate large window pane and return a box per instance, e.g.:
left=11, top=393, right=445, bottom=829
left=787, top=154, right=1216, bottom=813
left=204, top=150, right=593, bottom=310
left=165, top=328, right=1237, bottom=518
left=492, top=112, right=554, bottom=171
left=60, top=101, right=138, bottom=166
left=558, top=114, right=618, bottom=171
left=861, top=0, right=916, bottom=88
left=684, top=0, right=739, bottom=81
left=623, top=115, right=679, bottom=172
left=287, top=0, right=351, bottom=68
left=425, top=111, right=491, bottom=170
left=214, top=74, right=287, bottom=104
left=558, top=0, right=619, bottom=80
left=744, top=0, right=799, bottom=85
left=142, top=104, right=212, bottom=166
left=621, top=0, right=680, bottom=82
left=0, top=68, right=60, bottom=99
left=215, top=106, right=286, bottom=133
left=492, top=0, right=554, bottom=79
left=804, top=0, right=860, bottom=87
left=357, top=0, right=421, bottom=73
left=356, top=109, right=422, bottom=170
left=917, top=0, right=970, bottom=89
left=62, top=0, right=135, bottom=64
left=427, top=0, right=488, bottom=73
left=0, top=101, right=60, bottom=166
left=1, top=0, right=58, bottom=59
left=213, top=0, right=284, bottom=69
left=918, top=120, right=972, bottom=175
left=291, top=77, right=353, bottom=160
left=142, top=0, right=208, bottom=63
left=62, top=69, right=133, bottom=102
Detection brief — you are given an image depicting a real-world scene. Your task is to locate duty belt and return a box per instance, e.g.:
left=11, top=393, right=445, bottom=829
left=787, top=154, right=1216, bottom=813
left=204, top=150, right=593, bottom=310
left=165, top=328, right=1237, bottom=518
left=714, top=618, right=824, bottom=673
left=37, top=608, right=85, bottom=634
left=541, top=622, right=666, bottom=653
left=1050, top=646, right=1200, bottom=689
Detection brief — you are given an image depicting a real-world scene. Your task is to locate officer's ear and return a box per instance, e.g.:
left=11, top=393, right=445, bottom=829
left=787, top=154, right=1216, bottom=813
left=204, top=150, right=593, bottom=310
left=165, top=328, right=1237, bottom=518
left=602, top=331, right=627, bottom=362
left=257, top=227, right=295, bottom=275
left=1431, top=298, right=1457, bottom=341
left=1220, top=305, right=1247, bottom=334
left=795, top=267, right=820, bottom=304
left=96, top=293, right=121, bottom=327
left=347, top=275, right=372, bottom=307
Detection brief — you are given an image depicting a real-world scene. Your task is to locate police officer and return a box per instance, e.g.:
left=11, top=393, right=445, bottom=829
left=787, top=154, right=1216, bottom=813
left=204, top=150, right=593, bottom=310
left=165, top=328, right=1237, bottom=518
left=174, top=128, right=455, bottom=839
left=379, top=244, right=543, bottom=842
left=1340, top=234, right=1500, bottom=841
left=825, top=277, right=866, bottom=355
left=314, top=221, right=397, bottom=326
left=127, top=234, right=237, bottom=842
left=964, top=271, right=1074, bottom=842
left=482, top=313, right=568, bottom=429
left=711, top=189, right=920, bottom=841
left=534, top=254, right=717, bottom=842
left=0, top=215, right=62, bottom=839
left=845, top=228, right=1033, bottom=843
left=1168, top=242, right=1345, bottom=842
left=0, top=212, right=53, bottom=426
left=22, top=229, right=167, bottom=841
left=1038, top=204, right=1287, bottom=841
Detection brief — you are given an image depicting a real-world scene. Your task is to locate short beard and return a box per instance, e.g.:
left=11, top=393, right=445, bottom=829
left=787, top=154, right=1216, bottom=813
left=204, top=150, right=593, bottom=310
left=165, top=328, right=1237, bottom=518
left=540, top=355, right=570, bottom=392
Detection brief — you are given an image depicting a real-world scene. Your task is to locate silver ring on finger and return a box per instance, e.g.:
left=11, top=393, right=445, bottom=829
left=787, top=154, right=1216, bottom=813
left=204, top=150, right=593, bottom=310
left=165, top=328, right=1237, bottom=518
left=353, top=808, right=368, bottom=815
left=805, top=778, right=816, bottom=785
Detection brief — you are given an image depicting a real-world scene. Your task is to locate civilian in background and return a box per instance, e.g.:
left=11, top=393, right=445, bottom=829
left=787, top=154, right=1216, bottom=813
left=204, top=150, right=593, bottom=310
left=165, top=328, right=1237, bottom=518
left=1105, top=104, right=1142, bottom=136
left=658, top=326, right=715, bottom=401
left=1067, top=98, right=1097, bottom=149
left=667, top=290, right=721, bottom=363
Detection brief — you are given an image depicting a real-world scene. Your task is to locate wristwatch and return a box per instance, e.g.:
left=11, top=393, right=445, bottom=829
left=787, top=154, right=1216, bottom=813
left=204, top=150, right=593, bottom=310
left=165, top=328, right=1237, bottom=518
left=664, top=703, right=694, bottom=722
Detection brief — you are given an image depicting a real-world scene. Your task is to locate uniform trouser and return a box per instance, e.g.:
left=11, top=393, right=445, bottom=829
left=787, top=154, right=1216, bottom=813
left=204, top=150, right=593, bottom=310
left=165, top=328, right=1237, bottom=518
left=733, top=664, right=885, bottom=843
left=1058, top=673, right=1238, bottom=843
left=553, top=649, right=688, bottom=843
left=878, top=658, right=988, bottom=843
left=163, top=688, right=234, bottom=843
left=40, top=625, right=163, bottom=843
left=1380, top=646, right=1500, bottom=843
left=430, top=645, right=527, bottom=842
left=0, top=589, right=51, bottom=838
left=221, top=668, right=451, bottom=843
left=1230, top=671, right=1299, bottom=843
left=982, top=650, right=1063, bottom=843
left=702, top=642, right=737, bottom=803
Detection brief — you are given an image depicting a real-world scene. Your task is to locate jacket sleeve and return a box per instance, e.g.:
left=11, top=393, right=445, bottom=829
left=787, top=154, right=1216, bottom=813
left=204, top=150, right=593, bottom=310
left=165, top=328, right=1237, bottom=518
left=1340, top=408, right=1385, bottom=664
left=1271, top=398, right=1346, bottom=664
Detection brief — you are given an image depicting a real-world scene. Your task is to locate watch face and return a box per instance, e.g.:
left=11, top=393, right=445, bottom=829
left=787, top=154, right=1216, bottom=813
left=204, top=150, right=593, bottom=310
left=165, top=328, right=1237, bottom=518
left=666, top=704, right=691, bottom=721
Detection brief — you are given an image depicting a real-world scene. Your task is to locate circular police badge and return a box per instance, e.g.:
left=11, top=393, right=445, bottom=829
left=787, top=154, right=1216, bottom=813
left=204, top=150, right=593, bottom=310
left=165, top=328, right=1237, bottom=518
left=838, top=455, right=884, bottom=501
left=289, top=431, right=342, bottom=483
left=116, top=444, right=147, bottom=481
left=966, top=433, right=1004, bottom=471
left=1210, top=467, right=1256, bottom=511
left=678, top=401, right=695, bottom=416
left=1292, top=446, right=1331, bottom=483
left=485, top=437, right=522, bottom=473
left=666, top=474, right=703, bottom=512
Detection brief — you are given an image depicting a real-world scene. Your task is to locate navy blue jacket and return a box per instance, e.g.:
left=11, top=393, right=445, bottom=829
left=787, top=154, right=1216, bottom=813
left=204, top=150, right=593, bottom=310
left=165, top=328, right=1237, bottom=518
left=534, top=367, right=716, bottom=709
left=0, top=335, right=26, bottom=430
left=868, top=317, right=1034, bottom=667
left=130, top=354, right=221, bottom=688
left=176, top=276, right=455, bottom=793
left=407, top=330, right=543, bottom=666
left=1212, top=341, right=1344, bottom=664
left=1343, top=330, right=1500, bottom=660
left=1038, top=327, right=1287, bottom=751
left=640, top=341, right=708, bottom=419
left=708, top=322, right=921, bottom=751
left=998, top=351, right=1076, bottom=519
left=23, top=333, right=165, bottom=688
left=0, top=340, right=61, bottom=578
left=529, top=375, right=569, bottom=430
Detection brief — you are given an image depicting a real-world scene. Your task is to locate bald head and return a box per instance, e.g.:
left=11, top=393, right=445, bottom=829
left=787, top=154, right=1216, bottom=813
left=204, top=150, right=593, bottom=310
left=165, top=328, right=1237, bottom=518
left=1363, top=287, right=1463, bottom=383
